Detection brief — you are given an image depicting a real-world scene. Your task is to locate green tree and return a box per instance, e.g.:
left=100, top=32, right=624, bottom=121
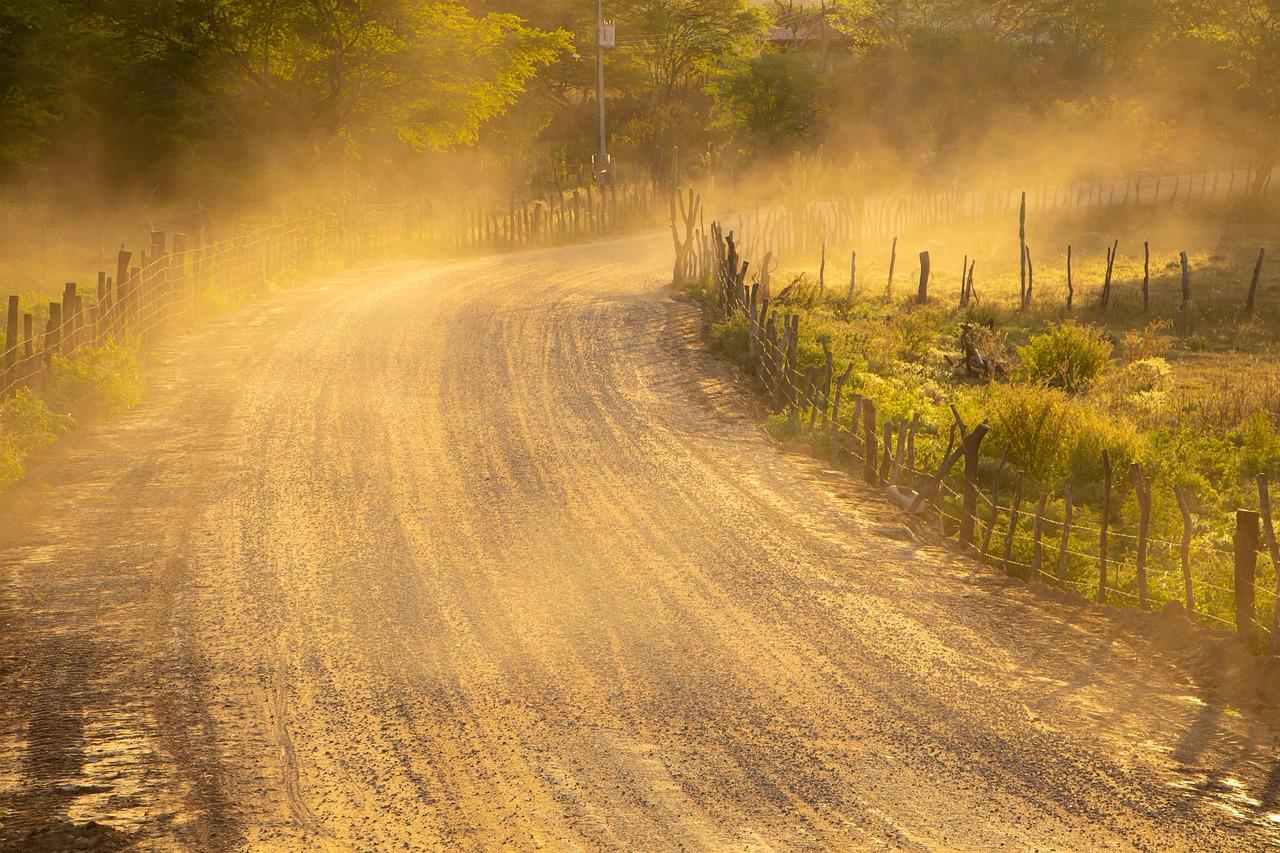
left=712, top=50, right=828, bottom=156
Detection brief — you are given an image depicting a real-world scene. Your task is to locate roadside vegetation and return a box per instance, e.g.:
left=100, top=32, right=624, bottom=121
left=697, top=200, right=1280, bottom=640
left=0, top=340, right=143, bottom=486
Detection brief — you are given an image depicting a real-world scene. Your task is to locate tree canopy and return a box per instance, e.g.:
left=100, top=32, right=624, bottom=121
left=2, top=0, right=1279, bottom=209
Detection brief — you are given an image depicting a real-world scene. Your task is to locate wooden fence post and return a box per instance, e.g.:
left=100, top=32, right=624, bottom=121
left=847, top=250, right=856, bottom=301
left=862, top=399, right=878, bottom=484
left=1099, top=450, right=1112, bottom=603
left=1257, top=474, right=1280, bottom=652
left=1066, top=245, right=1073, bottom=309
left=1234, top=509, right=1261, bottom=642
left=1180, top=251, right=1190, bottom=309
left=1131, top=463, right=1153, bottom=608
left=1247, top=247, right=1266, bottom=313
left=1023, top=245, right=1034, bottom=308
left=980, top=447, right=1011, bottom=555
left=44, top=302, right=61, bottom=364
left=1101, top=240, right=1117, bottom=309
left=1002, top=473, right=1025, bottom=572
left=21, top=313, right=32, bottom=389
left=959, top=423, right=988, bottom=545
left=1057, top=484, right=1073, bottom=580
left=879, top=422, right=894, bottom=485
left=886, top=236, right=897, bottom=299
left=1030, top=492, right=1049, bottom=583
left=830, top=365, right=852, bottom=465
left=1173, top=485, right=1195, bottom=614
left=1018, top=191, right=1027, bottom=305
left=1142, top=241, right=1150, bottom=312
left=916, top=251, right=930, bottom=305
left=3, top=295, right=17, bottom=389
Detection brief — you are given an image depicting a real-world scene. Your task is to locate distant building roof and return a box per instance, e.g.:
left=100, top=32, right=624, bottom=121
left=767, top=20, right=851, bottom=47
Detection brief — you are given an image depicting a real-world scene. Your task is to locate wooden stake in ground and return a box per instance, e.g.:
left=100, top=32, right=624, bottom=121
left=1130, top=463, right=1152, bottom=609
left=1247, top=247, right=1266, bottom=313
left=818, top=242, right=826, bottom=296
left=1098, top=450, right=1112, bottom=603
left=1030, top=492, right=1049, bottom=583
left=1257, top=474, right=1280, bottom=653
left=981, top=446, right=1012, bottom=555
left=887, top=236, right=898, bottom=299
left=1057, top=484, right=1073, bottom=581
left=1023, top=245, right=1034, bottom=308
left=917, top=251, right=930, bottom=305
left=1179, top=251, right=1190, bottom=309
left=1142, top=241, right=1150, bottom=312
left=1018, top=191, right=1027, bottom=305
left=1234, top=509, right=1260, bottom=642
left=1001, top=474, right=1025, bottom=573
left=1065, top=245, right=1073, bottom=309
left=1100, top=240, right=1118, bottom=309
left=1172, top=485, right=1196, bottom=614
left=847, top=250, right=856, bottom=301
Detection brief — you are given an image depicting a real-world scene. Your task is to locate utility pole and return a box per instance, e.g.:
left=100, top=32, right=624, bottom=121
left=595, top=0, right=613, bottom=183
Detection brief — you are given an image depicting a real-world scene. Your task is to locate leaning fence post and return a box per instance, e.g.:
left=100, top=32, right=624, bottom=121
left=1247, top=247, right=1266, bottom=314
left=1257, top=474, right=1280, bottom=652
left=1173, top=485, right=1195, bottom=615
left=1234, top=509, right=1261, bottom=643
left=1099, top=450, right=1112, bottom=603
left=959, top=423, right=988, bottom=546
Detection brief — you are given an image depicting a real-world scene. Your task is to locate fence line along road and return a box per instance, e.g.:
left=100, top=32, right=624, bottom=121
left=0, top=179, right=666, bottom=408
left=736, top=164, right=1280, bottom=259
left=687, top=210, right=1280, bottom=655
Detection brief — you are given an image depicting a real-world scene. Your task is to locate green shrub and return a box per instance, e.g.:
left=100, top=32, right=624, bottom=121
left=1017, top=322, right=1111, bottom=392
left=1240, top=412, right=1280, bottom=481
left=986, top=383, right=1072, bottom=485
left=984, top=382, right=1142, bottom=488
left=44, top=338, right=145, bottom=419
left=708, top=313, right=750, bottom=368
left=0, top=390, right=74, bottom=486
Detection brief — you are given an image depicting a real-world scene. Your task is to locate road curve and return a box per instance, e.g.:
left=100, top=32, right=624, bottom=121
left=2, top=234, right=1280, bottom=851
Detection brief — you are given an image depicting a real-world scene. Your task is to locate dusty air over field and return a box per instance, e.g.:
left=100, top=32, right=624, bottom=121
left=4, top=0, right=1280, bottom=850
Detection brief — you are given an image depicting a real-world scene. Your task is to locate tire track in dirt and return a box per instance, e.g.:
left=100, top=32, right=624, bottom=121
left=2, top=237, right=1280, bottom=849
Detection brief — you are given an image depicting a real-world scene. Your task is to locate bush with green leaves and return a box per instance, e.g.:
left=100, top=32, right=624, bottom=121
left=984, top=382, right=1141, bottom=488
left=1016, top=323, right=1111, bottom=392
left=44, top=338, right=144, bottom=419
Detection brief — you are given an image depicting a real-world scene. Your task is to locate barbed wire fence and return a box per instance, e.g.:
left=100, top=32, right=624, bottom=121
left=687, top=207, right=1280, bottom=654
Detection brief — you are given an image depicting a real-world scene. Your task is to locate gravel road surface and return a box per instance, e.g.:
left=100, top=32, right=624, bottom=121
left=2, top=235, right=1280, bottom=850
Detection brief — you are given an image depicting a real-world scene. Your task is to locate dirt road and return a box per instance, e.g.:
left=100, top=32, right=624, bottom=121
left=2, top=235, right=1280, bottom=851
